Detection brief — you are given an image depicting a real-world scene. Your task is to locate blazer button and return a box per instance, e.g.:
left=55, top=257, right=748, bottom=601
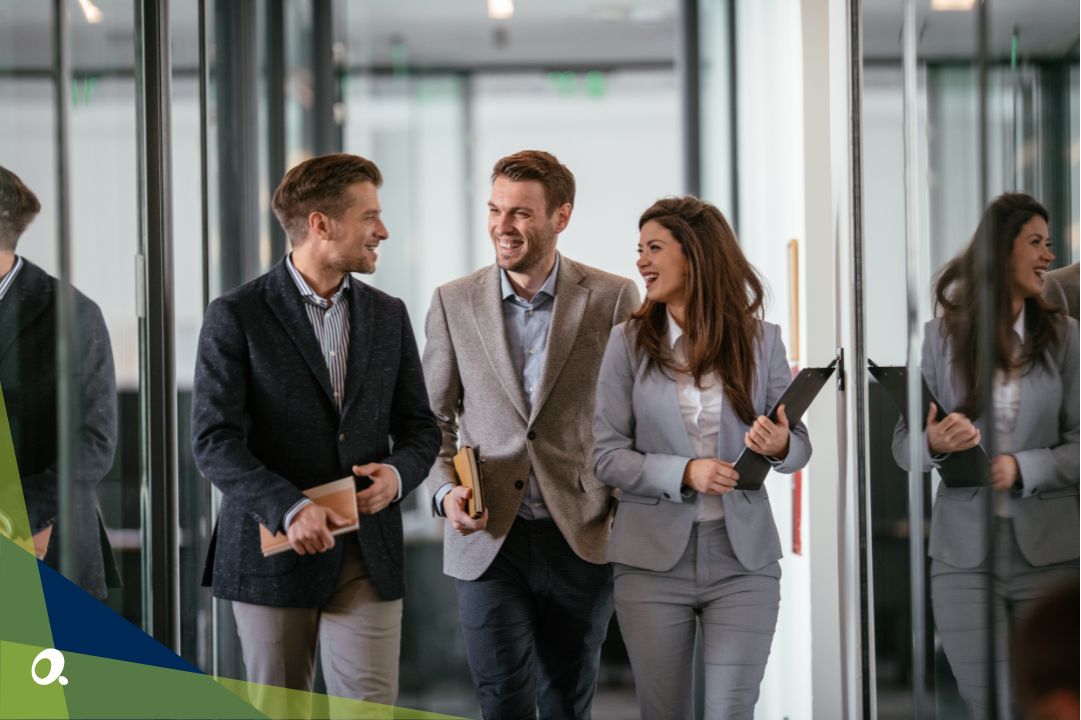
left=515, top=480, right=524, bottom=490
left=339, top=433, right=346, bottom=442
left=527, top=431, right=536, bottom=440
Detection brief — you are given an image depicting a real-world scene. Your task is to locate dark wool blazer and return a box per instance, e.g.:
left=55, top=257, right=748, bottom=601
left=0, top=259, right=121, bottom=599
left=192, top=258, right=439, bottom=607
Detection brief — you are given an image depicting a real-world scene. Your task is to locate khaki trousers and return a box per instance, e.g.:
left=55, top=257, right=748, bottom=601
left=232, top=536, right=402, bottom=711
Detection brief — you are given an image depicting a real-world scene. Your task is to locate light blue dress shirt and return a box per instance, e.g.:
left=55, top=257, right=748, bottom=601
left=433, top=255, right=561, bottom=520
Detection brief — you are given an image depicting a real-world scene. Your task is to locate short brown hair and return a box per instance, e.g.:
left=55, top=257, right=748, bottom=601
left=271, top=153, right=382, bottom=242
left=0, top=165, right=42, bottom=251
left=491, top=150, right=575, bottom=214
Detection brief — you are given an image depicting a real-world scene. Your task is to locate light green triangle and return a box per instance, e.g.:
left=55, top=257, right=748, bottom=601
left=0, top=386, right=66, bottom=719
left=212, top=676, right=466, bottom=719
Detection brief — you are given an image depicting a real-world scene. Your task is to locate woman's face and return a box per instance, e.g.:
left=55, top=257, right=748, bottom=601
left=637, top=220, right=689, bottom=307
left=1008, top=215, right=1054, bottom=300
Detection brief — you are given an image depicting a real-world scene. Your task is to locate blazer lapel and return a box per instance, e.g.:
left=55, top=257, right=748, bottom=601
left=0, top=261, right=50, bottom=363
left=529, top=258, right=587, bottom=423
left=1009, top=357, right=1048, bottom=452
left=340, top=279, right=373, bottom=418
left=264, top=260, right=336, bottom=406
left=471, top=267, right=531, bottom=422
left=658, top=373, right=697, bottom=459
left=715, top=396, right=747, bottom=463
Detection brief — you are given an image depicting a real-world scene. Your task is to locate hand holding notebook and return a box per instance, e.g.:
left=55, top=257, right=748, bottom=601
left=259, top=476, right=360, bottom=557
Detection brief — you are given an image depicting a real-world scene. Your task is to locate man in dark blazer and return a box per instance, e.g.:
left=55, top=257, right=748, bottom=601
left=192, top=153, right=439, bottom=704
left=0, top=165, right=120, bottom=600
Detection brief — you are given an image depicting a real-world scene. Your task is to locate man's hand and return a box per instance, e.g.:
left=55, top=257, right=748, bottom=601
left=682, top=459, right=739, bottom=495
left=926, top=403, right=981, bottom=455
left=990, top=454, right=1020, bottom=491
left=745, top=404, right=791, bottom=459
left=353, top=463, right=398, bottom=515
left=287, top=503, right=350, bottom=555
left=442, top=485, right=488, bottom=536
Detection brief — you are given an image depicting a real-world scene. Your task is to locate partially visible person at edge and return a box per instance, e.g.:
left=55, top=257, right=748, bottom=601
left=0, top=164, right=120, bottom=599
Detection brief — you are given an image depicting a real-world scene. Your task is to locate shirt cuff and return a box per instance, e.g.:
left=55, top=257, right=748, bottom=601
left=433, top=482, right=455, bottom=517
left=386, top=464, right=404, bottom=502
left=282, top=498, right=313, bottom=531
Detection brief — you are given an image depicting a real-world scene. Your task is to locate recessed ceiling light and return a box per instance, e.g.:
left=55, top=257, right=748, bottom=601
left=930, top=0, right=976, bottom=11
left=488, top=0, right=514, bottom=20
left=77, top=0, right=103, bottom=24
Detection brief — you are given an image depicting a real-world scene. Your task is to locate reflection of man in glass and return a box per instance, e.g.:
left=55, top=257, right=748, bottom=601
left=0, top=165, right=120, bottom=599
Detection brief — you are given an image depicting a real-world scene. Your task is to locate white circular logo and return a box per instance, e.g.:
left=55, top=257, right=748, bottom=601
left=31, top=648, right=68, bottom=686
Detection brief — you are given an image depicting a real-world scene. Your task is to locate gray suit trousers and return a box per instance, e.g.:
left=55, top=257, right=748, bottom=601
left=931, top=518, right=1079, bottom=720
left=613, top=520, right=781, bottom=720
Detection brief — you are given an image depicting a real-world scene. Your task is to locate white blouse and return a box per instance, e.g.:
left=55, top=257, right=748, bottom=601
left=666, top=312, right=726, bottom=522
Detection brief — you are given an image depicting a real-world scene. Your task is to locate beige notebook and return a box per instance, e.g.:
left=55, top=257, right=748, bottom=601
left=259, top=477, right=360, bottom=557
left=452, top=446, right=485, bottom=519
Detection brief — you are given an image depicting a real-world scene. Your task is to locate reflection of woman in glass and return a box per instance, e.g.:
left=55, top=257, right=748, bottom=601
left=893, top=193, right=1079, bottom=718
left=592, top=197, right=811, bottom=719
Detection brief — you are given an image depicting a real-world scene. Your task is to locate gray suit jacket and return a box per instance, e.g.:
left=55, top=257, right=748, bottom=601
left=593, top=319, right=811, bottom=573
left=891, top=316, right=1080, bottom=569
left=422, top=255, right=639, bottom=581
left=1043, top=263, right=1079, bottom=320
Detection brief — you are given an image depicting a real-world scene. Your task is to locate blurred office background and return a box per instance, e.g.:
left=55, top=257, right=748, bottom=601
left=0, top=0, right=1076, bottom=718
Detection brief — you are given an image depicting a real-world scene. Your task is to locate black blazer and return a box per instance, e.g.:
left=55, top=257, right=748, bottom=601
left=0, top=259, right=121, bottom=599
left=192, top=258, right=440, bottom=607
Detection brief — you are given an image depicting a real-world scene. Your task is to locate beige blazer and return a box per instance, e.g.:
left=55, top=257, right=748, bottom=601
left=422, top=255, right=640, bottom=580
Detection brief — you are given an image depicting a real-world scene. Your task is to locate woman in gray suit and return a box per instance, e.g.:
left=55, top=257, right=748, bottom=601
left=592, top=196, right=811, bottom=719
left=892, top=192, right=1079, bottom=719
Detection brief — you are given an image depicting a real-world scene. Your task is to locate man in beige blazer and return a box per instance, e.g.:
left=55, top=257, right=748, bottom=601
left=422, top=150, right=639, bottom=719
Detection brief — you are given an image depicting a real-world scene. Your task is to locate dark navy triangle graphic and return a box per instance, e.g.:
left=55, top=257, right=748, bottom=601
left=38, top=558, right=201, bottom=674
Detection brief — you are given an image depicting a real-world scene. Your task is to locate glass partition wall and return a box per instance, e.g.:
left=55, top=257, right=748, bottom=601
left=860, top=0, right=1079, bottom=718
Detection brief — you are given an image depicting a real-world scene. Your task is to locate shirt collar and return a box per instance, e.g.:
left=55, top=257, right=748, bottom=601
left=1012, top=304, right=1026, bottom=343
left=665, top=308, right=685, bottom=349
left=500, top=254, right=560, bottom=302
left=0, top=255, right=25, bottom=303
left=286, top=253, right=350, bottom=306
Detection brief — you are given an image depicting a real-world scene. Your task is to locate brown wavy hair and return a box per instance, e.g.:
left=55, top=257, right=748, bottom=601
left=631, top=196, right=765, bottom=424
left=933, top=192, right=1063, bottom=418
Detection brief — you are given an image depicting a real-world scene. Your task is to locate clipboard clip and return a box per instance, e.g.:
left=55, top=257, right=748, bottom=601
left=835, top=347, right=845, bottom=391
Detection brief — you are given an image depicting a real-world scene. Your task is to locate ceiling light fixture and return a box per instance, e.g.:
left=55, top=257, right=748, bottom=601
left=77, top=0, right=103, bottom=24
left=930, top=0, right=975, bottom=11
left=488, top=0, right=514, bottom=20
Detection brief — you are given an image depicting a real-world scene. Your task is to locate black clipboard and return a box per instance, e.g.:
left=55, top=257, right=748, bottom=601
left=867, top=360, right=989, bottom=487
left=732, top=359, right=837, bottom=491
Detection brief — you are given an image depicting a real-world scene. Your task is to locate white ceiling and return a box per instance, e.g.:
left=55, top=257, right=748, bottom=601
left=0, top=0, right=1076, bottom=73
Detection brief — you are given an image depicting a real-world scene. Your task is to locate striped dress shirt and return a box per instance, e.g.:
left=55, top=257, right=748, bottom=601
left=285, top=254, right=351, bottom=412
left=0, top=255, right=25, bottom=302
left=281, top=255, right=403, bottom=529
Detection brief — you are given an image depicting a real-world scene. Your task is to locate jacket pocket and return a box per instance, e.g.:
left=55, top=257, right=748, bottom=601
left=618, top=491, right=660, bottom=506
left=937, top=487, right=980, bottom=501
left=1038, top=487, right=1079, bottom=500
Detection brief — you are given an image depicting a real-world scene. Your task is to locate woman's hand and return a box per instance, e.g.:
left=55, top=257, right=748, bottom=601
left=682, top=459, right=739, bottom=495
left=990, top=454, right=1020, bottom=491
left=925, top=403, right=981, bottom=455
left=744, top=405, right=790, bottom=459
